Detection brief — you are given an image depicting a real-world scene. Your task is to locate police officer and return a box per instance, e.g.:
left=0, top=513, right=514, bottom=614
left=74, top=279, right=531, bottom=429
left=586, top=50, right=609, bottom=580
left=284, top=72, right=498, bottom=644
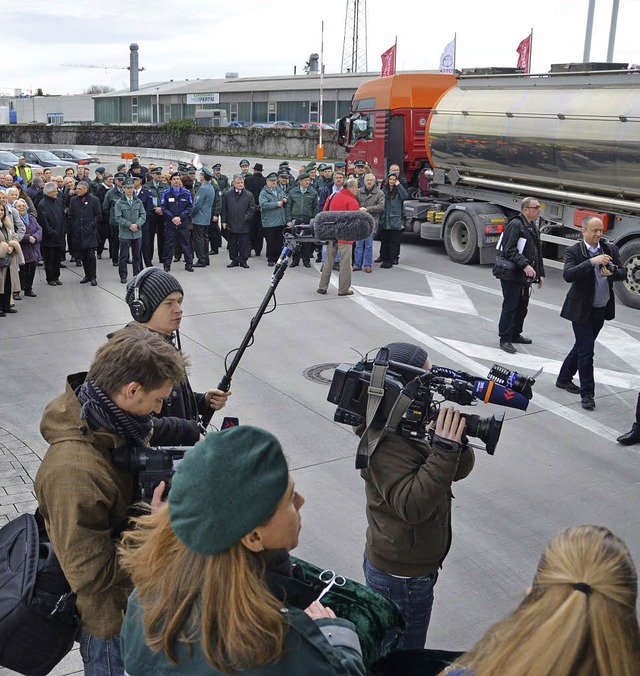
left=146, top=167, right=168, bottom=265
left=102, top=172, right=126, bottom=267
left=161, top=172, right=194, bottom=272
left=191, top=166, right=218, bottom=267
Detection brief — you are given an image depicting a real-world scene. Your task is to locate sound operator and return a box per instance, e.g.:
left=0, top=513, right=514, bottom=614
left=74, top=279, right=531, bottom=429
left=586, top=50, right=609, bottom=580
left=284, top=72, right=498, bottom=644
left=359, top=342, right=475, bottom=650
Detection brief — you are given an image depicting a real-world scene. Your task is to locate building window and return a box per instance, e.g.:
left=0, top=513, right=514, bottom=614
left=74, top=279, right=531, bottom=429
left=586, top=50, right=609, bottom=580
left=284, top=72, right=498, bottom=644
left=131, top=96, right=138, bottom=124
left=47, top=113, right=63, bottom=125
left=309, top=101, right=319, bottom=122
left=164, top=104, right=171, bottom=121
left=268, top=102, right=277, bottom=123
left=230, top=102, right=238, bottom=121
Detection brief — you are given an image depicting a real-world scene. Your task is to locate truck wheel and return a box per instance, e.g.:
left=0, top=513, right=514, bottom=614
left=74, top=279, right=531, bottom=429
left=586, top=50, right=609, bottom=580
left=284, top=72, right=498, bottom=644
left=444, top=212, right=479, bottom=264
left=614, top=240, right=640, bottom=310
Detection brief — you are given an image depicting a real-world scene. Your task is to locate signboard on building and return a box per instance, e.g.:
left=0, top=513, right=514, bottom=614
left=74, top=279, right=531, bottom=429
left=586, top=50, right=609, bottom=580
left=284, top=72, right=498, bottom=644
left=186, top=93, right=220, bottom=105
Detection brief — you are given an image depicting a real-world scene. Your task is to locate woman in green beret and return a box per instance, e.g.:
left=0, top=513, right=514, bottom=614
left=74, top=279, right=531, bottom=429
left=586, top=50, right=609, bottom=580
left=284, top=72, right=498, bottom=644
left=119, top=425, right=365, bottom=675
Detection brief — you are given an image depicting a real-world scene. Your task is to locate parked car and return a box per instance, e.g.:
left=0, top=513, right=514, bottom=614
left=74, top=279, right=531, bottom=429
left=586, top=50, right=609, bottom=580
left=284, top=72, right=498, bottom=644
left=272, top=121, right=304, bottom=128
left=51, top=149, right=100, bottom=164
left=302, top=122, right=336, bottom=130
left=13, top=149, right=77, bottom=167
left=0, top=150, right=42, bottom=171
left=228, top=120, right=249, bottom=127
left=250, top=122, right=274, bottom=128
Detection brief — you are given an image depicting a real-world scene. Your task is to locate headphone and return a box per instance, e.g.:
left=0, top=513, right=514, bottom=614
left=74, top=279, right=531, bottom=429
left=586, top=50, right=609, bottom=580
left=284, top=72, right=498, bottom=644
left=129, top=267, right=159, bottom=323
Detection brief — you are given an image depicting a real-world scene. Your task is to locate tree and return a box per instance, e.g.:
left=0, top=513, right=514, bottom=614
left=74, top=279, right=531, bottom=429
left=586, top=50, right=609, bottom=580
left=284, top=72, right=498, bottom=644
left=35, top=88, right=44, bottom=96
left=82, top=84, right=115, bottom=95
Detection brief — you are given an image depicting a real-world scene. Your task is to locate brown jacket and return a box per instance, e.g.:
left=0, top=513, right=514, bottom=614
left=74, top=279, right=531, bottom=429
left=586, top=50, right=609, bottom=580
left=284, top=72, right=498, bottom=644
left=35, top=373, right=136, bottom=638
left=360, top=430, right=474, bottom=577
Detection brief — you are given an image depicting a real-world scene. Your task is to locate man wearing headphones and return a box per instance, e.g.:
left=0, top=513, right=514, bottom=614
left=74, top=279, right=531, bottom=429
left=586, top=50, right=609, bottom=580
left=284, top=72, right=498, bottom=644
left=124, top=268, right=231, bottom=445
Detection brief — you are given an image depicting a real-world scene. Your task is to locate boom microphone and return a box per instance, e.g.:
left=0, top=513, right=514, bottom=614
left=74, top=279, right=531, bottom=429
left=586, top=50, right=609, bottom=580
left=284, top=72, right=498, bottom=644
left=312, top=210, right=375, bottom=241
left=471, top=380, right=530, bottom=411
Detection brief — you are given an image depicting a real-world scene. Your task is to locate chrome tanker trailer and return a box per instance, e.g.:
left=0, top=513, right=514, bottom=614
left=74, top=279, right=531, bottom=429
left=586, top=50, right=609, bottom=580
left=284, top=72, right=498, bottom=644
left=340, top=66, right=640, bottom=309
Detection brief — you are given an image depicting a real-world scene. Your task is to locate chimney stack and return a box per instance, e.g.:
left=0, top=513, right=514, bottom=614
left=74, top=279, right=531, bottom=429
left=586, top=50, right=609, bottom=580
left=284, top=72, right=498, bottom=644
left=129, top=43, right=139, bottom=92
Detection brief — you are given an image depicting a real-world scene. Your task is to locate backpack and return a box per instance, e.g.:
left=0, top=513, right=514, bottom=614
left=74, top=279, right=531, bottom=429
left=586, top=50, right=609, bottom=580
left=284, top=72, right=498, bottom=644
left=0, top=512, right=80, bottom=676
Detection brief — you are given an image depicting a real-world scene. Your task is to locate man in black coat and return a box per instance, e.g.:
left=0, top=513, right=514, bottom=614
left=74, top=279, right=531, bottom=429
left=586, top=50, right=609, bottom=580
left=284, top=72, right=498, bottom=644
left=244, top=163, right=266, bottom=257
left=556, top=216, right=627, bottom=410
left=221, top=174, right=256, bottom=268
left=497, top=197, right=545, bottom=354
left=69, top=181, right=102, bottom=286
left=38, top=182, right=66, bottom=286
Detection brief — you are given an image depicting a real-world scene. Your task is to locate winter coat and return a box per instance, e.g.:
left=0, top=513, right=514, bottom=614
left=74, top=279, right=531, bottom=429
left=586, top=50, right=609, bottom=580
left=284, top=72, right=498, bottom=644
left=285, top=185, right=318, bottom=224
left=135, top=186, right=155, bottom=220
left=0, top=221, right=21, bottom=292
left=356, top=185, right=385, bottom=228
left=145, top=180, right=169, bottom=212
left=560, top=239, right=626, bottom=324
left=213, top=173, right=229, bottom=193
left=380, top=184, right=408, bottom=230
left=500, top=213, right=546, bottom=281
left=19, top=212, right=42, bottom=264
left=7, top=207, right=26, bottom=265
left=69, top=193, right=102, bottom=249
left=161, top=187, right=192, bottom=227
left=221, top=188, right=256, bottom=234
left=35, top=373, right=137, bottom=638
left=190, top=180, right=216, bottom=226
left=359, top=429, right=474, bottom=577
left=38, top=193, right=66, bottom=247
left=102, top=185, right=124, bottom=225
left=120, top=556, right=365, bottom=676
left=259, top=184, right=287, bottom=228
left=115, top=195, right=146, bottom=240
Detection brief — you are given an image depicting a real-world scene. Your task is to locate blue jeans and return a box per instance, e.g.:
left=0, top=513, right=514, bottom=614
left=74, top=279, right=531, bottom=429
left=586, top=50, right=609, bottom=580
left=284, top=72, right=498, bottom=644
left=78, top=631, right=124, bottom=676
left=557, top=306, right=607, bottom=398
left=354, top=234, right=374, bottom=269
left=363, top=554, right=438, bottom=650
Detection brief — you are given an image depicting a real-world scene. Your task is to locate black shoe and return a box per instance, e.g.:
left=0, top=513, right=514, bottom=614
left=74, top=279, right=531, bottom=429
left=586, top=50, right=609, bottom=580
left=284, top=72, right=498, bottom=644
left=90, top=279, right=97, bottom=286
left=500, top=341, right=517, bottom=354
left=617, top=424, right=640, bottom=445
left=80, top=277, right=90, bottom=284
left=12, top=292, right=21, bottom=301
left=5, top=307, right=17, bottom=314
left=512, top=335, right=533, bottom=344
left=194, top=262, right=207, bottom=268
left=97, top=253, right=102, bottom=259
left=185, top=265, right=194, bottom=272
left=112, top=260, right=118, bottom=266
left=393, top=258, right=399, bottom=265
left=374, top=256, right=383, bottom=263
left=315, top=255, right=322, bottom=263
left=290, top=261, right=299, bottom=268
left=24, top=290, right=37, bottom=297
left=303, top=260, right=311, bottom=268
left=174, top=256, right=181, bottom=262
left=227, top=261, right=239, bottom=268
left=556, top=379, right=581, bottom=394
left=581, top=397, right=596, bottom=411
left=268, top=261, right=275, bottom=267
left=241, top=262, right=250, bottom=269
left=380, top=262, right=393, bottom=269
left=55, top=280, right=63, bottom=286
left=332, top=263, right=340, bottom=271
left=120, top=277, right=127, bottom=284
left=59, top=263, right=67, bottom=268
left=163, top=265, right=171, bottom=272
left=47, top=281, right=57, bottom=286
left=209, top=249, right=219, bottom=255
left=75, top=260, right=83, bottom=267
left=0, top=311, right=4, bottom=317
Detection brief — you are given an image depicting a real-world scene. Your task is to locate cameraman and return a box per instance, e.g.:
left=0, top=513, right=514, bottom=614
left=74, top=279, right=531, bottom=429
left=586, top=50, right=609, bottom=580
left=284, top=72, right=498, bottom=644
left=359, top=342, right=475, bottom=649
left=34, top=329, right=187, bottom=675
left=122, top=268, right=230, bottom=445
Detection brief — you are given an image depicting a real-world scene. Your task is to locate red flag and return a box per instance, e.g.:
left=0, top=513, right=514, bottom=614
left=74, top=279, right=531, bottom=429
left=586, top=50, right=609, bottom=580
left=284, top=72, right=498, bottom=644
left=381, top=44, right=396, bottom=77
left=516, top=34, right=532, bottom=73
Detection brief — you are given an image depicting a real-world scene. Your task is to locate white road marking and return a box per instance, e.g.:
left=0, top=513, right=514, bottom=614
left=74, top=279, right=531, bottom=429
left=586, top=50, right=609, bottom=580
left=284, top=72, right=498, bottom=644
left=353, top=284, right=478, bottom=315
left=597, top=326, right=640, bottom=374
left=351, top=294, right=622, bottom=442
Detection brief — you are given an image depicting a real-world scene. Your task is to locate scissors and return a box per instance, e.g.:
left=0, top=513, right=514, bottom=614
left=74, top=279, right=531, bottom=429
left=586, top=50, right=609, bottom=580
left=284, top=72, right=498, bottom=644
left=316, top=569, right=347, bottom=602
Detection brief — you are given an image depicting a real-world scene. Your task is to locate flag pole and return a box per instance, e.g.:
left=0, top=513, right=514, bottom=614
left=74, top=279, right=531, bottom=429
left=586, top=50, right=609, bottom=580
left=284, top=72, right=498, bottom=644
left=529, top=28, right=533, bottom=73
left=453, top=32, right=457, bottom=71
left=394, top=35, right=397, bottom=72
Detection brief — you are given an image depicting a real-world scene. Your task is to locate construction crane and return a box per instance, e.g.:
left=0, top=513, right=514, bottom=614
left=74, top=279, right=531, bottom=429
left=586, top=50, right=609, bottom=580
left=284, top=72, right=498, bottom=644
left=341, top=0, right=368, bottom=73
left=61, top=64, right=145, bottom=71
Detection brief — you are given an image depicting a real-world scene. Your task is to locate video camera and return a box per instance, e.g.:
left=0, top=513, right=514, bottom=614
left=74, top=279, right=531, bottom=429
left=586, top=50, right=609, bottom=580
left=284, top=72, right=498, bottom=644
left=112, top=445, right=193, bottom=501
left=327, top=348, right=539, bottom=461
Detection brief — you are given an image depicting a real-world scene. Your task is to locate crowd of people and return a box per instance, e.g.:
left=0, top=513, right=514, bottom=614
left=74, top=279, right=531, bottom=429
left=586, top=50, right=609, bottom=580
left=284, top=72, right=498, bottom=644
left=0, top=155, right=410, bottom=313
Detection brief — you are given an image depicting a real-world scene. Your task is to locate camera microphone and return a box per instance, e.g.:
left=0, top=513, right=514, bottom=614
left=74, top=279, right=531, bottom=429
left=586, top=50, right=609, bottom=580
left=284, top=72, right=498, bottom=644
left=312, top=210, right=375, bottom=241
left=471, top=379, right=530, bottom=411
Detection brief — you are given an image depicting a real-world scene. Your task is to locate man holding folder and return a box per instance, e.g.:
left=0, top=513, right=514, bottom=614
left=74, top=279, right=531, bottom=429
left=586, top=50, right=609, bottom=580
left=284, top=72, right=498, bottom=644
left=497, top=197, right=545, bottom=354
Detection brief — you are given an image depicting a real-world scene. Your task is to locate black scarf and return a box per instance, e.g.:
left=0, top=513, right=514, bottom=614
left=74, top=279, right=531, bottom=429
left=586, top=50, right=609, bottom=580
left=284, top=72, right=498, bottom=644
left=76, top=379, right=153, bottom=447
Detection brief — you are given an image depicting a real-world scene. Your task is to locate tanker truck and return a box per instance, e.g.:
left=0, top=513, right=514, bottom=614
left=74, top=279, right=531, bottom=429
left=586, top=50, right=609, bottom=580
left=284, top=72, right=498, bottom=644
left=337, top=66, right=640, bottom=309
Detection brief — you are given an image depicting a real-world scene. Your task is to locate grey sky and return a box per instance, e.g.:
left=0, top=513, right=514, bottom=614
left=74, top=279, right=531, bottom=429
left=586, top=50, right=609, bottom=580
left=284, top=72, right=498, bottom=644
left=11, top=0, right=640, bottom=95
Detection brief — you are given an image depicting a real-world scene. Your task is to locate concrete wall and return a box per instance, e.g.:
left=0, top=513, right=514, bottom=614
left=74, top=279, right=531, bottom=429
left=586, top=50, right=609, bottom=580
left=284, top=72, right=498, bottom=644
left=0, top=125, right=343, bottom=160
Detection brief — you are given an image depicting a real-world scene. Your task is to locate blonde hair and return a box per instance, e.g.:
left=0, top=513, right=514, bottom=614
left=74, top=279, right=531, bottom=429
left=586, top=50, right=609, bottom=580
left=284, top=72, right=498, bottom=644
left=447, top=525, right=640, bottom=676
left=119, top=506, right=287, bottom=674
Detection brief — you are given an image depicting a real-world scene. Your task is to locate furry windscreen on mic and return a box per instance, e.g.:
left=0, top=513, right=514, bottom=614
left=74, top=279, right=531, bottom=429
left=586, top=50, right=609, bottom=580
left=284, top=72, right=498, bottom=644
left=312, top=210, right=375, bottom=241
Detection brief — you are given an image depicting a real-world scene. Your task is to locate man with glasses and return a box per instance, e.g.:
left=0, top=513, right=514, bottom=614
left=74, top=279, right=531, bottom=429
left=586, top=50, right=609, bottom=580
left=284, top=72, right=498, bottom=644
left=497, top=196, right=545, bottom=354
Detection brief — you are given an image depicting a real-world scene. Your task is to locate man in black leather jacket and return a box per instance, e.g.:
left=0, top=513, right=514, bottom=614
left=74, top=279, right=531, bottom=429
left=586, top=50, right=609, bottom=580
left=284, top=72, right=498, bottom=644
left=123, top=269, right=230, bottom=444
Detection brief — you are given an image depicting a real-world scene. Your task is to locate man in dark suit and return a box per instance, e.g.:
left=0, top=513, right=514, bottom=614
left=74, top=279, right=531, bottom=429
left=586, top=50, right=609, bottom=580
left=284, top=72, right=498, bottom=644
left=497, top=197, right=545, bottom=354
left=556, top=216, right=627, bottom=410
left=221, top=174, right=256, bottom=268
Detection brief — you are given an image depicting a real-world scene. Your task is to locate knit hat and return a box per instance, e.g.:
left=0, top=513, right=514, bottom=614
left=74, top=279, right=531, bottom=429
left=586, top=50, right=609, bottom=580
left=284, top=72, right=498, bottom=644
left=169, top=426, right=289, bottom=555
left=385, top=342, right=429, bottom=381
left=125, top=269, right=184, bottom=324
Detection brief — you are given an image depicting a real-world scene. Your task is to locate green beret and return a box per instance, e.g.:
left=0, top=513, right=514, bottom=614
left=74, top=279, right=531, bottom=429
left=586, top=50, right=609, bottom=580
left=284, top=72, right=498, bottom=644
left=266, top=172, right=278, bottom=180
left=305, top=162, right=317, bottom=170
left=169, top=426, right=289, bottom=555
left=117, top=163, right=126, bottom=171
left=298, top=171, right=310, bottom=180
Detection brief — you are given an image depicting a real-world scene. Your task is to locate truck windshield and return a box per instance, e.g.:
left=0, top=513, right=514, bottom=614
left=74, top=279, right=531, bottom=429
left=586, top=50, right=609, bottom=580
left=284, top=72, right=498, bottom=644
left=350, top=115, right=373, bottom=144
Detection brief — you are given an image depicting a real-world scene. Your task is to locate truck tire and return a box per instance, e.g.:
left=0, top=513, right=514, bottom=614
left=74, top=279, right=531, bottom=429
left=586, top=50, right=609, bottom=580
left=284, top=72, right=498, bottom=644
left=614, top=239, right=640, bottom=310
left=443, top=212, right=479, bottom=264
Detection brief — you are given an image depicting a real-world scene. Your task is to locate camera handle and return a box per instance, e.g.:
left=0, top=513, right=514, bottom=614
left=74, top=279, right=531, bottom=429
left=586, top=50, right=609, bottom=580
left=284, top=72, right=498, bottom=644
left=199, top=233, right=321, bottom=433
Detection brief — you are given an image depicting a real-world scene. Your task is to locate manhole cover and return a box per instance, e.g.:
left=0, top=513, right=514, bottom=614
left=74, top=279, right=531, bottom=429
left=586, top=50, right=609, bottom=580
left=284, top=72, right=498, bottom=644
left=303, top=363, right=341, bottom=385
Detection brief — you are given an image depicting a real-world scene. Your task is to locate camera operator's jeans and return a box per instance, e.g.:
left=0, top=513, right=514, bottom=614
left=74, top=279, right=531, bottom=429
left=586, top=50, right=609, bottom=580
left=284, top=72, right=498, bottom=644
left=79, top=631, right=124, bottom=676
left=363, top=553, right=438, bottom=650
